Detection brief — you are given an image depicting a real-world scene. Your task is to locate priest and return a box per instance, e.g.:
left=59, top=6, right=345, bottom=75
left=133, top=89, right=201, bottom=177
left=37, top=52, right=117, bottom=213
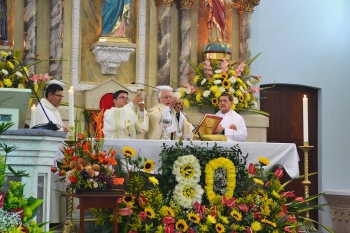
left=215, top=92, right=247, bottom=142
left=146, top=86, right=193, bottom=140
left=103, top=90, right=149, bottom=139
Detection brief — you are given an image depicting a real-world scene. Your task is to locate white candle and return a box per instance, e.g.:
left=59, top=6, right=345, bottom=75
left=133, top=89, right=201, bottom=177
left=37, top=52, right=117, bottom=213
left=31, top=104, right=36, bottom=127
left=68, top=86, right=74, bottom=128
left=303, top=95, right=308, bottom=143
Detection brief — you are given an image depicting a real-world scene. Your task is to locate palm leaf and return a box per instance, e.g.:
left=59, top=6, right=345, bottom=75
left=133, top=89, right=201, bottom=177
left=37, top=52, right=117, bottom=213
left=247, top=52, right=262, bottom=66
left=240, top=109, right=270, bottom=117
left=300, top=216, right=335, bottom=233
left=185, top=57, right=205, bottom=79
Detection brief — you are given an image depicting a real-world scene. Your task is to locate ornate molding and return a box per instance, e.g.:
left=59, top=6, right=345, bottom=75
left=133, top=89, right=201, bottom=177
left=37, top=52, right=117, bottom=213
left=178, top=0, right=194, bottom=9
left=91, top=43, right=136, bottom=75
left=155, top=0, right=174, bottom=6
left=233, top=0, right=260, bottom=13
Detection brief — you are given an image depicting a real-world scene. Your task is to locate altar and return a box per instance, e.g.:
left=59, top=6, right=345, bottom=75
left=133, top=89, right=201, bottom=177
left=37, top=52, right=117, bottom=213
left=103, top=139, right=300, bottom=179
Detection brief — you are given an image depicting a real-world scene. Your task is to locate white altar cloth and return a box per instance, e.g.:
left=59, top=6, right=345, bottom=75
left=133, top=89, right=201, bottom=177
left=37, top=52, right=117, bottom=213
left=104, top=139, right=300, bottom=178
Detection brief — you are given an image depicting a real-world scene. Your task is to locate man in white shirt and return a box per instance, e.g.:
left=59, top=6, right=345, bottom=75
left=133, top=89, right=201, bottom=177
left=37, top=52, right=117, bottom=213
left=147, top=86, right=193, bottom=140
left=215, top=92, right=247, bottom=142
left=103, top=90, right=149, bottom=139
left=30, top=83, right=68, bottom=132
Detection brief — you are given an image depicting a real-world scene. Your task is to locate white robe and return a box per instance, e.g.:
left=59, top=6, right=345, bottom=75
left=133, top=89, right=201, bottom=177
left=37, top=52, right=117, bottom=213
left=103, top=103, right=149, bottom=139
left=146, top=104, right=194, bottom=140
left=216, top=110, right=247, bottom=142
left=30, top=98, right=64, bottom=131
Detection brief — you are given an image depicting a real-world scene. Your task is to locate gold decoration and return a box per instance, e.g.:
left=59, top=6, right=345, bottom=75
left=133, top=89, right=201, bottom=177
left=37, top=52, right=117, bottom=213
left=99, top=36, right=131, bottom=43
left=62, top=187, right=79, bottom=233
left=298, top=142, right=317, bottom=231
left=233, top=0, right=261, bottom=13
left=194, top=134, right=227, bottom=141
left=178, top=0, right=195, bottom=9
left=155, top=0, right=174, bottom=5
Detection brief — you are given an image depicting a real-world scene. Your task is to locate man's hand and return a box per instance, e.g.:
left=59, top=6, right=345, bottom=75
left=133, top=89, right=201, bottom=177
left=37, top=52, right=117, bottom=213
left=138, top=102, right=145, bottom=111
left=169, top=97, right=178, bottom=109
left=132, top=94, right=144, bottom=106
left=216, top=124, right=224, bottom=134
left=174, top=102, right=183, bottom=113
left=229, top=124, right=237, bottom=131
left=62, top=126, right=69, bottom=133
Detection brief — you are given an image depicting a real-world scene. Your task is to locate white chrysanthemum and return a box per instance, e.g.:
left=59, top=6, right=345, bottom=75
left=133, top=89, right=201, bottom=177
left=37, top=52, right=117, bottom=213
left=239, top=86, right=246, bottom=93
left=172, top=155, right=201, bottom=183
left=229, top=87, right=235, bottom=93
left=203, top=90, right=211, bottom=98
left=214, top=69, right=222, bottom=74
left=219, top=86, right=226, bottom=93
left=229, top=76, right=236, bottom=83
left=94, top=171, right=99, bottom=176
left=1, top=69, right=8, bottom=75
left=15, top=71, right=23, bottom=77
left=214, top=80, right=222, bottom=85
left=185, top=88, right=191, bottom=94
left=65, top=171, right=72, bottom=186
left=173, top=182, right=204, bottom=208
left=233, top=97, right=239, bottom=105
left=201, top=78, right=207, bottom=85
left=246, top=80, right=252, bottom=86
left=93, top=182, right=98, bottom=188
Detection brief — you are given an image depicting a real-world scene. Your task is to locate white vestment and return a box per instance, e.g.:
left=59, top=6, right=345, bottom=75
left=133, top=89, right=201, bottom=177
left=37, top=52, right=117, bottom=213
left=103, top=103, right=149, bottom=139
left=216, top=109, right=247, bottom=142
left=146, top=104, right=193, bottom=140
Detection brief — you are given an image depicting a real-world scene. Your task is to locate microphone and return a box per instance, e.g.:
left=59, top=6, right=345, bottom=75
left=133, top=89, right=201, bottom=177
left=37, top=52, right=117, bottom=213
left=6, top=55, right=61, bottom=131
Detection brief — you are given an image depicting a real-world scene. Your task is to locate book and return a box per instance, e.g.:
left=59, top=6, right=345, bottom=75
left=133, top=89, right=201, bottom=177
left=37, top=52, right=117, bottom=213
left=193, top=114, right=223, bottom=136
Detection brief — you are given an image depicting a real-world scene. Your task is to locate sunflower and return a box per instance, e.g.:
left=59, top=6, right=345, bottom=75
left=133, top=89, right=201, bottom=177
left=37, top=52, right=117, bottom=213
left=261, top=219, right=277, bottom=227
left=211, top=98, right=218, bottom=106
left=215, top=223, right=225, bottom=233
left=205, top=157, right=236, bottom=204
left=188, top=212, right=200, bottom=223
left=143, top=160, right=155, bottom=173
left=222, top=78, right=231, bottom=89
left=122, top=146, right=136, bottom=157
left=144, top=206, right=156, bottom=219
left=258, top=157, right=270, bottom=166
left=122, top=195, right=135, bottom=206
left=175, top=219, right=188, bottom=232
left=230, top=209, right=242, bottom=221
left=160, top=206, right=175, bottom=217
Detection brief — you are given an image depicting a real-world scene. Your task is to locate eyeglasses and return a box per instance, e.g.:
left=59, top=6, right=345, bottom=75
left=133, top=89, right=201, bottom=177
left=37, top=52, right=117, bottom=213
left=161, top=95, right=172, bottom=99
left=118, top=96, right=130, bottom=101
left=53, top=94, right=64, bottom=98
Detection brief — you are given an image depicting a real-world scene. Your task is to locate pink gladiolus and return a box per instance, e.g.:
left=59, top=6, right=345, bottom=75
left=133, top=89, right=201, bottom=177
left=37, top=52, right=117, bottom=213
left=221, top=58, right=228, bottom=72
left=274, top=167, right=283, bottom=178
left=236, top=62, right=245, bottom=76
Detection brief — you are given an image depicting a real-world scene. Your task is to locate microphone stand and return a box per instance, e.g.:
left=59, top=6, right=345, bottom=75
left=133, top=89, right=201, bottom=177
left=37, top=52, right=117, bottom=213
left=7, top=55, right=61, bottom=131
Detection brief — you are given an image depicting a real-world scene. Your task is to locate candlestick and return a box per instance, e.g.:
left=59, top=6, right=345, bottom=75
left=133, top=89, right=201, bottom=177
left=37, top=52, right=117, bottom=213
left=30, top=104, right=36, bottom=127
left=68, top=86, right=74, bottom=128
left=303, top=95, right=308, bottom=143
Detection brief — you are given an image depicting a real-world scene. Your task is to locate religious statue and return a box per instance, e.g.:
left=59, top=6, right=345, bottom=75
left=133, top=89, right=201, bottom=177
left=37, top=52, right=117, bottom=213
left=100, top=0, right=130, bottom=37
left=203, top=0, right=233, bottom=43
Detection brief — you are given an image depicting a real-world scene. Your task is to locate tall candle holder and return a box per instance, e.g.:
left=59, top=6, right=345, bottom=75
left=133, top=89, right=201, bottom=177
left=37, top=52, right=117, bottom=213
left=298, top=142, right=317, bottom=231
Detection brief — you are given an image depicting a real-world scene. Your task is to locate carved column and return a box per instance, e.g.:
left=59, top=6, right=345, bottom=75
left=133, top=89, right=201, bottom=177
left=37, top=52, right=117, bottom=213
left=178, top=0, right=194, bottom=85
left=155, top=0, right=174, bottom=85
left=233, top=0, right=260, bottom=61
left=49, top=0, right=64, bottom=80
left=23, top=0, right=37, bottom=73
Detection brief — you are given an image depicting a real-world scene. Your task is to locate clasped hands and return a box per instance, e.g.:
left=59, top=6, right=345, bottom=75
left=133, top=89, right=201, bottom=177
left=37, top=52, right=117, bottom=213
left=215, top=124, right=237, bottom=134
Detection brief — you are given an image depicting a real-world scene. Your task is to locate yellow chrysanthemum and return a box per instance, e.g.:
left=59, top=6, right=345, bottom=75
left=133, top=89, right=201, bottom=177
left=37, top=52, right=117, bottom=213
left=1, top=51, right=8, bottom=57
left=144, top=206, right=156, bottom=219
left=261, top=219, right=277, bottom=227
left=253, top=178, right=264, bottom=185
left=188, top=212, right=200, bottom=223
left=149, top=176, right=159, bottom=185
left=175, top=219, right=188, bottom=232
left=7, top=61, right=14, bottom=70
left=143, top=160, right=155, bottom=173
left=230, top=209, right=242, bottom=221
left=258, top=157, right=270, bottom=166
left=3, top=78, right=12, bottom=87
left=211, top=98, right=218, bottom=106
left=228, top=70, right=236, bottom=76
left=222, top=79, right=231, bottom=89
left=199, top=224, right=209, bottom=232
left=215, top=223, right=225, bottom=233
left=214, top=91, right=221, bottom=98
left=231, top=104, right=236, bottom=110
left=183, top=98, right=190, bottom=108
left=261, top=205, right=271, bottom=216
left=210, top=85, right=218, bottom=92
left=23, top=66, right=29, bottom=75
left=196, top=92, right=202, bottom=102
left=193, top=75, right=200, bottom=84
left=236, top=78, right=243, bottom=84
left=122, top=195, right=135, bottom=206
left=212, top=73, right=221, bottom=79
left=251, top=221, right=262, bottom=231
left=160, top=206, right=175, bottom=217
left=179, top=88, right=185, bottom=97
left=220, top=216, right=229, bottom=224
left=245, top=92, right=251, bottom=101
left=122, top=146, right=136, bottom=157
left=207, top=215, right=216, bottom=224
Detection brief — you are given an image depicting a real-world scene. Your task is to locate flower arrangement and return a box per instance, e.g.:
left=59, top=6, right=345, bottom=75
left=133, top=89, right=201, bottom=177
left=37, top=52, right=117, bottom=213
left=179, top=53, right=269, bottom=115
left=89, top=142, right=334, bottom=233
left=0, top=122, right=46, bottom=233
left=52, top=111, right=125, bottom=192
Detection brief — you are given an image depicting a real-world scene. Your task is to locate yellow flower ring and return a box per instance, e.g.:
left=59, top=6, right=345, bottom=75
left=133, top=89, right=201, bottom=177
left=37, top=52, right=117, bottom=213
left=205, top=157, right=236, bottom=205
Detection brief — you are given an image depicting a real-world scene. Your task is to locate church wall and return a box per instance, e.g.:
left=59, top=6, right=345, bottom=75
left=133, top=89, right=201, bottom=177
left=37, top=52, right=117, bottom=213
left=251, top=0, right=350, bottom=229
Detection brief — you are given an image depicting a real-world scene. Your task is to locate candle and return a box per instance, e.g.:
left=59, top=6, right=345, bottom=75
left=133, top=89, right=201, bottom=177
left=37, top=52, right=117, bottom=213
left=31, top=104, right=36, bottom=127
left=303, top=95, right=308, bottom=143
left=68, top=86, right=74, bottom=128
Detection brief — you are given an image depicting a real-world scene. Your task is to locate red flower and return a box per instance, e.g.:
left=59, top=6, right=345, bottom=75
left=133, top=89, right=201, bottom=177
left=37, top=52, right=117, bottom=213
left=222, top=196, right=236, bottom=208
left=162, top=215, right=175, bottom=224
left=10, top=208, right=24, bottom=218
left=254, top=211, right=262, bottom=221
left=77, top=134, right=84, bottom=140
left=248, top=163, right=257, bottom=174
left=71, top=155, right=78, bottom=161
left=188, top=228, right=195, bottom=233
left=264, top=180, right=271, bottom=187
left=77, top=142, right=83, bottom=148
left=294, top=197, right=306, bottom=202
left=119, top=206, right=133, bottom=216
left=238, top=204, right=249, bottom=213
left=58, top=170, right=65, bottom=176
left=69, top=175, right=78, bottom=183
left=246, top=227, right=253, bottom=233
left=274, top=167, right=284, bottom=178
left=21, top=225, right=29, bottom=233
left=51, top=166, right=57, bottom=173
left=284, top=226, right=292, bottom=232
left=280, top=191, right=295, bottom=198
left=281, top=204, right=287, bottom=213
left=0, top=192, right=4, bottom=208
left=138, top=211, right=147, bottom=222
left=138, top=195, right=147, bottom=207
